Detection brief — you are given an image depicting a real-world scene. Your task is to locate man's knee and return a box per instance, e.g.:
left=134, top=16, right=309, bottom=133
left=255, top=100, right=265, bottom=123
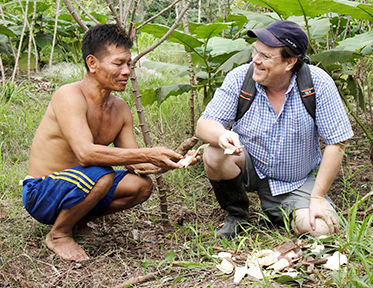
left=292, top=210, right=337, bottom=237
left=92, top=172, right=114, bottom=198
left=138, top=175, right=153, bottom=202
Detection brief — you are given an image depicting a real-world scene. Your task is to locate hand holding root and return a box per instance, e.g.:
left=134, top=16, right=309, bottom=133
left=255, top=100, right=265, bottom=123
left=134, top=136, right=200, bottom=175
left=178, top=143, right=209, bottom=168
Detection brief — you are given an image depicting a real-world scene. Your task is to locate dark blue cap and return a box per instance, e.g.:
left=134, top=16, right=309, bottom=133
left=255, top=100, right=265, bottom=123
left=247, top=20, right=309, bottom=57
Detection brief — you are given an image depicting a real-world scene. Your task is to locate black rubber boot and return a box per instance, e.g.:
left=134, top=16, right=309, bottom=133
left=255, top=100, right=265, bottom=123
left=210, top=173, right=250, bottom=239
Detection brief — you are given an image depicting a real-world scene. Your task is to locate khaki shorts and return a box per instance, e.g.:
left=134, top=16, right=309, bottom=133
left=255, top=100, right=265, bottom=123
left=242, top=148, right=333, bottom=226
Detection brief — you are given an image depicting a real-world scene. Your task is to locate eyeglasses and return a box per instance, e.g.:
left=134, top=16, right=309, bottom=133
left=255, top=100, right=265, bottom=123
left=252, top=47, right=282, bottom=61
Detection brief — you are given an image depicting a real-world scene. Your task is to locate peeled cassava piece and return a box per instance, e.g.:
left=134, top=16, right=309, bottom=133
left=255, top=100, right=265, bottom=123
left=178, top=143, right=210, bottom=168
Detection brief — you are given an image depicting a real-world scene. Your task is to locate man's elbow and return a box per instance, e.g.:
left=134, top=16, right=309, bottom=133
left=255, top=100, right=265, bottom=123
left=75, top=149, right=94, bottom=167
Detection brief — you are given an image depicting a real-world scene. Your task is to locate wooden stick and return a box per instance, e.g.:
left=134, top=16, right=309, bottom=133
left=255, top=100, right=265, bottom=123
left=0, top=54, right=5, bottom=87
left=27, top=0, right=37, bottom=81
left=127, top=0, right=138, bottom=39
left=49, top=0, right=60, bottom=68
left=62, top=0, right=88, bottom=32
left=122, top=0, right=133, bottom=30
left=106, top=0, right=122, bottom=28
left=11, top=0, right=29, bottom=84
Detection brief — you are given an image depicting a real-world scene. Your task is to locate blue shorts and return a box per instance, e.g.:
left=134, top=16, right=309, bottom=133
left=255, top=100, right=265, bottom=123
left=22, top=165, right=128, bottom=224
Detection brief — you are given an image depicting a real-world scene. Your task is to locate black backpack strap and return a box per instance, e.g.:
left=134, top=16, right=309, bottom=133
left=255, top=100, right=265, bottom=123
left=296, top=64, right=316, bottom=121
left=235, top=64, right=256, bottom=122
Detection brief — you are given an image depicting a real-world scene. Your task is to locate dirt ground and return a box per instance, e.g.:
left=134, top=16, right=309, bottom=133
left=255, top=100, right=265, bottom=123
left=1, top=80, right=372, bottom=287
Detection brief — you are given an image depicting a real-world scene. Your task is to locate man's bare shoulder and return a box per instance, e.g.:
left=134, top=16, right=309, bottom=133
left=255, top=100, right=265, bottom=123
left=51, top=82, right=86, bottom=104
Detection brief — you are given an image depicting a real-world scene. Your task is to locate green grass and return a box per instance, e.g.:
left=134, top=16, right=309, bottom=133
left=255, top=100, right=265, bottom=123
left=1, top=50, right=373, bottom=287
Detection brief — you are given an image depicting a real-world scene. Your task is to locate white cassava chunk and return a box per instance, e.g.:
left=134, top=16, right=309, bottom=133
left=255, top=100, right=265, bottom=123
left=216, top=258, right=234, bottom=274
left=179, top=143, right=210, bottom=168
left=212, top=252, right=232, bottom=260
left=248, top=250, right=281, bottom=267
left=267, top=258, right=290, bottom=271
left=247, top=265, right=268, bottom=280
left=323, top=251, right=347, bottom=270
left=233, top=266, right=248, bottom=284
left=224, top=145, right=244, bottom=155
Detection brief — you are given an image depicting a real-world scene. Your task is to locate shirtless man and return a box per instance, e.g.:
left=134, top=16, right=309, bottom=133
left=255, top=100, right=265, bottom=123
left=22, top=24, right=189, bottom=261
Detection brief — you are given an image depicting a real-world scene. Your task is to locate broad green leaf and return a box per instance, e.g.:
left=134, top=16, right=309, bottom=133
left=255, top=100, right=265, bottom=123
left=18, top=52, right=37, bottom=71
left=0, top=41, right=11, bottom=56
left=213, top=14, right=248, bottom=31
left=91, top=12, right=107, bottom=24
left=216, top=46, right=252, bottom=73
left=179, top=22, right=204, bottom=35
left=141, top=60, right=188, bottom=73
left=311, top=50, right=360, bottom=69
left=206, top=37, right=247, bottom=56
left=0, top=25, right=17, bottom=37
left=137, top=24, right=203, bottom=51
left=194, top=23, right=230, bottom=39
left=324, top=0, right=373, bottom=20
left=335, top=31, right=373, bottom=53
left=141, top=84, right=191, bottom=106
left=231, top=9, right=275, bottom=29
left=35, top=32, right=53, bottom=48
left=308, top=18, right=330, bottom=40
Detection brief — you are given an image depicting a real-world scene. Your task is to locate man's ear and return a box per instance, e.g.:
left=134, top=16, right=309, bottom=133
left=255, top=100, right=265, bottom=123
left=286, top=57, right=298, bottom=72
left=86, top=55, right=98, bottom=73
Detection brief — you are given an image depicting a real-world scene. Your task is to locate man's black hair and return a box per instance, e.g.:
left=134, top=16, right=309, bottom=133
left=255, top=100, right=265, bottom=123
left=82, top=24, right=133, bottom=71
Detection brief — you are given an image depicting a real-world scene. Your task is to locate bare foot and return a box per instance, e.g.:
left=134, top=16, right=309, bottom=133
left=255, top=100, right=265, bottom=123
left=46, top=232, right=89, bottom=261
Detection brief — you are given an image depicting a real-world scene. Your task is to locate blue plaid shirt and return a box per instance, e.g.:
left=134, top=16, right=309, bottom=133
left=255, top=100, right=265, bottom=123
left=200, top=64, right=353, bottom=196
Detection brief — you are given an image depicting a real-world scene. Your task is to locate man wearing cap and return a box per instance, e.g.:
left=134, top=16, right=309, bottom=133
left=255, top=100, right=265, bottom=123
left=196, top=20, right=353, bottom=238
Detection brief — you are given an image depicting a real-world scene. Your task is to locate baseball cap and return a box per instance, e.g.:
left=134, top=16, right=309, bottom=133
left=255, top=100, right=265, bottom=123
left=247, top=20, right=309, bottom=57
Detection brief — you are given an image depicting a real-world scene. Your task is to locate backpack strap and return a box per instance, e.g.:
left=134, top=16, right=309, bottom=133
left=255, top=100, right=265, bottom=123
left=296, top=64, right=316, bottom=121
left=235, top=63, right=316, bottom=122
left=235, top=64, right=256, bottom=122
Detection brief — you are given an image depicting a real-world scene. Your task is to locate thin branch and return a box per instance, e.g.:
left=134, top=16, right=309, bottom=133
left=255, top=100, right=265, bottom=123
left=128, top=0, right=138, bottom=39
left=105, top=0, right=122, bottom=27
left=11, top=0, right=29, bottom=84
left=122, top=0, right=133, bottom=31
left=73, top=0, right=100, bottom=25
left=0, top=54, right=5, bottom=87
left=133, top=0, right=192, bottom=64
left=136, top=0, right=181, bottom=30
left=63, top=0, right=88, bottom=32
left=27, top=0, right=37, bottom=81
left=49, top=0, right=60, bottom=67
